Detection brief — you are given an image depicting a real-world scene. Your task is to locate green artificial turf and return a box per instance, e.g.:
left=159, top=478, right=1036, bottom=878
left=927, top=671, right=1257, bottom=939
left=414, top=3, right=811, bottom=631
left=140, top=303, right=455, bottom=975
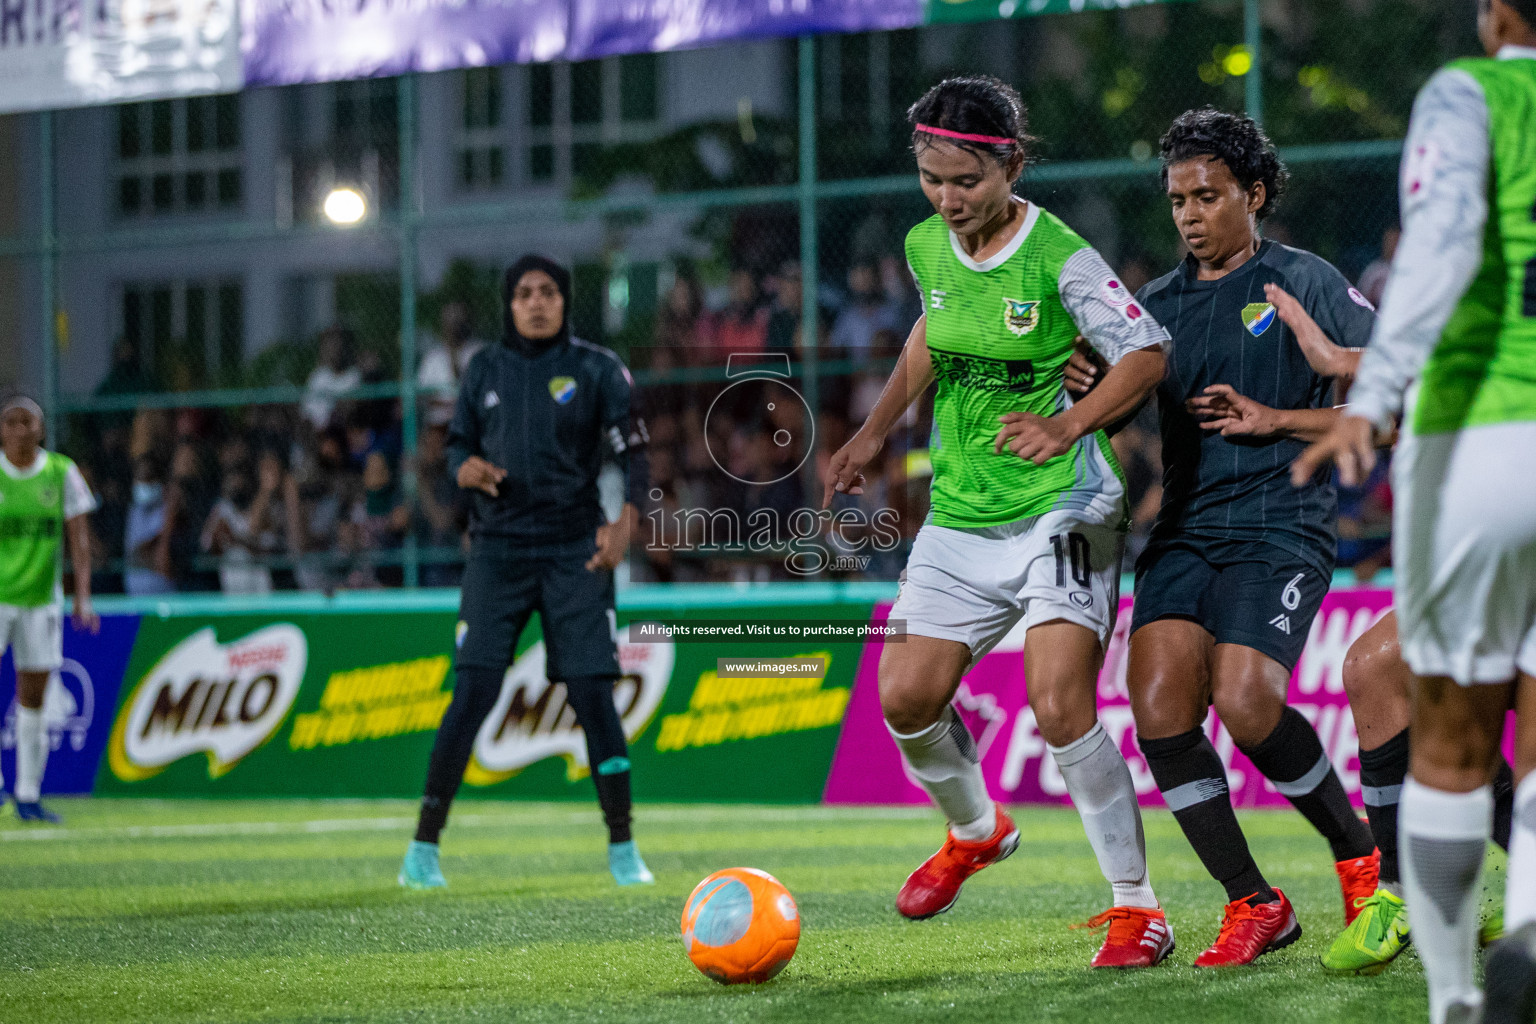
left=0, top=799, right=1496, bottom=1023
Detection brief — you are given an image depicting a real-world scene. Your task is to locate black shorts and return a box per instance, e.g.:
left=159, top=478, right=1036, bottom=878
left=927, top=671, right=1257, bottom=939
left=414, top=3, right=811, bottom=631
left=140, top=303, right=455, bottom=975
left=1130, top=535, right=1331, bottom=672
left=454, top=538, right=620, bottom=680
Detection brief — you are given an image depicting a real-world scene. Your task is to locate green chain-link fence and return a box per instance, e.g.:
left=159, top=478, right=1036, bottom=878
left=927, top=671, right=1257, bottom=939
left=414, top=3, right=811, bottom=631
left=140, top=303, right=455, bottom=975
left=0, top=0, right=1471, bottom=593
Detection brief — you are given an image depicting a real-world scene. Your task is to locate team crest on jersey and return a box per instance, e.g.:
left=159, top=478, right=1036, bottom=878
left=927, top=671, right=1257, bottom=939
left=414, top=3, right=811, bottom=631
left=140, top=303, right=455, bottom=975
left=1241, top=302, right=1277, bottom=336
left=548, top=377, right=577, bottom=404
left=38, top=485, right=57, bottom=505
left=1002, top=298, right=1040, bottom=336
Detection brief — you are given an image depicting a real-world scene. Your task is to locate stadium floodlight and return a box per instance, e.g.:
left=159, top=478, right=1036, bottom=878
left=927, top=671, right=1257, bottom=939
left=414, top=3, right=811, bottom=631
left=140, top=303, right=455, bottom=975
left=323, top=187, right=367, bottom=225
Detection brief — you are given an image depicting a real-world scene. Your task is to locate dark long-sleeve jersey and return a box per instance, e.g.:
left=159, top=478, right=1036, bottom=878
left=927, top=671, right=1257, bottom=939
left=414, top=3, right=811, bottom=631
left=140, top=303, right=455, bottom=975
left=446, top=336, right=648, bottom=548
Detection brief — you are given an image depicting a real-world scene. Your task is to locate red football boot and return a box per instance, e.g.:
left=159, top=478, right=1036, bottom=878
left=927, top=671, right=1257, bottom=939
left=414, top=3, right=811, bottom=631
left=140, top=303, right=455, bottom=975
left=896, top=804, right=1019, bottom=920
left=1193, top=889, right=1302, bottom=967
left=1076, top=906, right=1176, bottom=968
left=1336, top=848, right=1381, bottom=925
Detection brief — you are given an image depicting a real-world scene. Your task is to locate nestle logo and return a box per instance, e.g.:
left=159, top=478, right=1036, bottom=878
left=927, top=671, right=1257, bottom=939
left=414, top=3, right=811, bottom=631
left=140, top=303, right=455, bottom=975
left=228, top=644, right=288, bottom=669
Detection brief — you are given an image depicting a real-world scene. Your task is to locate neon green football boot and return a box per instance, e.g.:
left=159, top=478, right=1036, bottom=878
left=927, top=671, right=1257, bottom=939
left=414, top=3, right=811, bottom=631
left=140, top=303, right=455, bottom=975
left=1322, top=888, right=1410, bottom=975
left=1483, top=905, right=1505, bottom=947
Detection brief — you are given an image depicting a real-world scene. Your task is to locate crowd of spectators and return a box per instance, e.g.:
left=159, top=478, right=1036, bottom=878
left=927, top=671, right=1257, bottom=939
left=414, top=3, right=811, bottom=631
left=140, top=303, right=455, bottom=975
left=66, top=242, right=1395, bottom=595
left=82, top=320, right=471, bottom=597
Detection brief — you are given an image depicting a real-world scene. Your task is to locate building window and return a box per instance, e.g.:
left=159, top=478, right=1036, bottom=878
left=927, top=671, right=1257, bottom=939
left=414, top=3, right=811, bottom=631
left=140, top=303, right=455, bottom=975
left=520, top=53, right=662, bottom=188
left=121, top=278, right=244, bottom=387
left=619, top=54, right=659, bottom=122
left=115, top=96, right=242, bottom=218
left=333, top=78, right=399, bottom=151
left=458, top=67, right=505, bottom=190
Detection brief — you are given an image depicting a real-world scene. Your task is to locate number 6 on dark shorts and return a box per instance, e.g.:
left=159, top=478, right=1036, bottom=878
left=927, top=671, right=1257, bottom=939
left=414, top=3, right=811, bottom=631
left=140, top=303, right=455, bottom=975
left=1130, top=535, right=1331, bottom=672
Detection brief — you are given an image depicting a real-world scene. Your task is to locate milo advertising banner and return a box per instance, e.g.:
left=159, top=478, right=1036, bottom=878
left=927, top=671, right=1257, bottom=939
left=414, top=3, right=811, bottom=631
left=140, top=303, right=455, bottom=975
left=93, top=592, right=869, bottom=800
left=824, top=587, right=1395, bottom=808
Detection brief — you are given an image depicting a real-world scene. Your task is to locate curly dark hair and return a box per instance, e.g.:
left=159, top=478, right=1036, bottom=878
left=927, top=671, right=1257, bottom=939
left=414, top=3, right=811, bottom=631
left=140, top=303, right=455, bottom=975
left=1159, top=107, right=1289, bottom=220
left=907, top=76, right=1037, bottom=170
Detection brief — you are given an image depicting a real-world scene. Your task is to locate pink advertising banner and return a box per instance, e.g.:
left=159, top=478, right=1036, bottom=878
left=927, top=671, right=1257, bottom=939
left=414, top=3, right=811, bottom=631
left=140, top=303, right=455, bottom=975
left=823, top=586, right=1395, bottom=808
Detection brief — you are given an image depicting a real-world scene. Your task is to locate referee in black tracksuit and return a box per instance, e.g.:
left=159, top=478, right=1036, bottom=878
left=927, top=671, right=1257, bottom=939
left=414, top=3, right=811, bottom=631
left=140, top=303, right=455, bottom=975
left=399, top=253, right=653, bottom=889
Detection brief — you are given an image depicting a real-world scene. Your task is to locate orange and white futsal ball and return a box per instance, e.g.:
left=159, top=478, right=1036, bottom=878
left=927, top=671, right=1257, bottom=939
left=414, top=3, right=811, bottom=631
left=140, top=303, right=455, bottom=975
left=680, top=867, right=800, bottom=984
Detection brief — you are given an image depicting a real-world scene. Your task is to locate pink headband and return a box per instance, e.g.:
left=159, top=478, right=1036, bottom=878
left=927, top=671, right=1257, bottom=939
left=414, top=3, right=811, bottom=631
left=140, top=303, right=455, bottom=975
left=915, top=123, right=1015, bottom=147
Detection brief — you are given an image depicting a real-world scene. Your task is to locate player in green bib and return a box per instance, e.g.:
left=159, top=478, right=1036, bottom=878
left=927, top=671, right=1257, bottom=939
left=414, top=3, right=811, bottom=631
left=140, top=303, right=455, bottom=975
left=824, top=76, right=1173, bottom=968
left=0, top=395, right=98, bottom=823
left=1296, top=0, right=1536, bottom=1018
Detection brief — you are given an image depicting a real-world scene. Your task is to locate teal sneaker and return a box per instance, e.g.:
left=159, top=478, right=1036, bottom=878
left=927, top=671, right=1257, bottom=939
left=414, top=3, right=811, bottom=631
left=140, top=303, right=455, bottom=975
left=398, top=840, right=447, bottom=889
left=608, top=840, right=655, bottom=886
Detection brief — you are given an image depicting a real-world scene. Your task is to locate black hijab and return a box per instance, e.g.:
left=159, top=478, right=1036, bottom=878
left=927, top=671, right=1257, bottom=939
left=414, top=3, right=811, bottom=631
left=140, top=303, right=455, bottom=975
left=501, top=254, right=572, bottom=355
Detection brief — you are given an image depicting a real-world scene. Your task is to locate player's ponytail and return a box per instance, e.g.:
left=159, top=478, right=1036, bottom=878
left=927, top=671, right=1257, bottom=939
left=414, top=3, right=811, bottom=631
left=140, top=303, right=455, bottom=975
left=907, top=76, right=1035, bottom=172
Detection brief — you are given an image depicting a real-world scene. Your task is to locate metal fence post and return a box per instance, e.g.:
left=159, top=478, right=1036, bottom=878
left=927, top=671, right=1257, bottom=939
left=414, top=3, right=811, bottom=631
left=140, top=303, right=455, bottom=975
left=1245, top=0, right=1263, bottom=123
left=399, top=73, right=421, bottom=587
left=39, top=110, right=59, bottom=446
left=797, top=34, right=820, bottom=500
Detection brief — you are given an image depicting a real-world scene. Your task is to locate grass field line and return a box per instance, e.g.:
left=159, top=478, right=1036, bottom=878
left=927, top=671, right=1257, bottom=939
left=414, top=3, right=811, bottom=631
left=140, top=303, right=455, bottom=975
left=0, top=803, right=935, bottom=843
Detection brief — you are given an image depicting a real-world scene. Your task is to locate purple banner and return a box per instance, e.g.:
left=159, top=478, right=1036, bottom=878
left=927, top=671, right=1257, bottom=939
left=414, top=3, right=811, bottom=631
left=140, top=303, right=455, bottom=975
left=242, top=0, right=570, bottom=88
left=241, top=0, right=928, bottom=87
left=825, top=587, right=1397, bottom=809
left=568, top=0, right=923, bottom=60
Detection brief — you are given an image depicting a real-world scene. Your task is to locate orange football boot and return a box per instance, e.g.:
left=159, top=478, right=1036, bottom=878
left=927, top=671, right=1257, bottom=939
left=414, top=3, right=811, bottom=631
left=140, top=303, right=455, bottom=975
left=1193, top=888, right=1302, bottom=967
left=1076, top=906, right=1176, bottom=968
left=896, top=804, right=1019, bottom=920
left=1335, top=848, right=1381, bottom=925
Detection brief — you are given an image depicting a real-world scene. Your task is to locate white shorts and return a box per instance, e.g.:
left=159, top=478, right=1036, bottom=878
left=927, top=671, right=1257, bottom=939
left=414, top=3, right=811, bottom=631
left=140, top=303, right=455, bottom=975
left=890, top=510, right=1124, bottom=663
left=1393, top=419, right=1536, bottom=685
left=0, top=604, right=63, bottom=673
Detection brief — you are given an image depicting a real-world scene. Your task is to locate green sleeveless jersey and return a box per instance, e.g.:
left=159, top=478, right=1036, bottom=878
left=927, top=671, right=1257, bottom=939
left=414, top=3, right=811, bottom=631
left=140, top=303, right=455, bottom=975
left=0, top=451, right=95, bottom=608
left=1414, top=56, right=1536, bottom=434
left=906, top=202, right=1167, bottom=529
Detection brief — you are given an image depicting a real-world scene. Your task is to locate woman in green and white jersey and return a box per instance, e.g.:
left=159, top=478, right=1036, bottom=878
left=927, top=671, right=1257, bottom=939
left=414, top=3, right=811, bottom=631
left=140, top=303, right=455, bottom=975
left=0, top=395, right=98, bottom=823
left=824, top=76, right=1172, bottom=968
left=1297, top=0, right=1536, bottom=1016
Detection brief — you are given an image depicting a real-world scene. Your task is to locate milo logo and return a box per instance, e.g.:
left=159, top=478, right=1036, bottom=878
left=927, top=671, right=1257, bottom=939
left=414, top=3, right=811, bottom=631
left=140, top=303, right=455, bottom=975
left=108, top=625, right=307, bottom=781
left=927, top=346, right=1036, bottom=393
left=464, top=625, right=675, bottom=785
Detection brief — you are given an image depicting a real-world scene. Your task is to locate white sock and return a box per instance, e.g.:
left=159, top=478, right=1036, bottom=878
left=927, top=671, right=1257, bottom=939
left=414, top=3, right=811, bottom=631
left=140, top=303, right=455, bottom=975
left=889, top=707, right=995, bottom=841
left=1507, top=773, right=1536, bottom=934
left=1400, top=778, right=1491, bottom=1024
left=14, top=706, right=44, bottom=803
left=1050, top=722, right=1157, bottom=909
